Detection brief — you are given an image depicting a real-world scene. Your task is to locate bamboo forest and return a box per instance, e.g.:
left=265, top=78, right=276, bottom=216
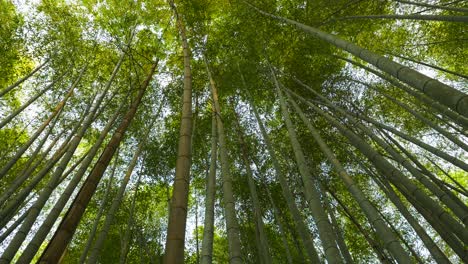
left=1, top=0, right=467, bottom=263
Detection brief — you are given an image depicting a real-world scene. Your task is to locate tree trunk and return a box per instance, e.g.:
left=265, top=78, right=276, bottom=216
left=249, top=92, right=321, bottom=263
left=164, top=2, right=193, bottom=262
left=0, top=66, right=84, bottom=179
left=247, top=3, right=468, bottom=117
left=287, top=88, right=468, bottom=247
left=87, top=138, right=147, bottom=264
left=0, top=70, right=67, bottom=130
left=334, top=57, right=468, bottom=129
left=38, top=60, right=157, bottom=264
left=200, top=113, right=217, bottom=264
left=286, top=91, right=411, bottom=263
left=205, top=58, right=243, bottom=263
left=79, top=153, right=119, bottom=264
left=272, top=68, right=342, bottom=263
left=233, top=110, right=272, bottom=264
left=0, top=59, right=49, bottom=97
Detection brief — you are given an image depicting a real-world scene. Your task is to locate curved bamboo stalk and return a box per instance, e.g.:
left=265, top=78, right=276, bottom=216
left=246, top=3, right=468, bottom=117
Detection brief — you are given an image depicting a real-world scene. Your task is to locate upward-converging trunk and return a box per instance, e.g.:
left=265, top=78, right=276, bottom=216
left=200, top=113, right=217, bottom=264
left=164, top=2, right=193, bottom=263
left=247, top=3, right=468, bottom=117
left=0, top=65, right=85, bottom=179
left=0, top=58, right=49, bottom=97
left=38, top=60, right=158, bottom=264
left=285, top=92, right=413, bottom=263
left=248, top=92, right=321, bottom=264
left=233, top=110, right=271, bottom=264
left=205, top=58, right=243, bottom=263
left=271, top=67, right=343, bottom=264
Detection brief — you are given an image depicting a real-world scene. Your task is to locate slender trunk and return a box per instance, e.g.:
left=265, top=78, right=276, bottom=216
left=394, top=0, right=468, bottom=13
left=285, top=89, right=468, bottom=246
left=233, top=110, right=272, bottom=264
left=241, top=69, right=321, bottom=262
left=335, top=57, right=468, bottom=129
left=205, top=59, right=242, bottom=263
left=164, top=2, right=193, bottom=262
left=263, top=182, right=293, bottom=264
left=0, top=71, right=67, bottom=130
left=0, top=104, right=89, bottom=227
left=386, top=52, right=468, bottom=80
left=79, top=153, right=119, bottom=264
left=0, top=121, right=63, bottom=207
left=249, top=94, right=321, bottom=263
left=0, top=90, right=102, bottom=263
left=0, top=66, right=84, bottom=179
left=247, top=3, right=468, bottom=117
left=119, top=173, right=143, bottom=264
left=381, top=131, right=468, bottom=214
left=0, top=209, right=28, bottom=243
left=350, top=111, right=468, bottom=172
left=0, top=59, right=49, bottom=97
left=368, top=83, right=468, bottom=152
left=87, top=140, right=147, bottom=264
left=368, top=167, right=451, bottom=264
left=200, top=113, right=217, bottom=264
left=427, top=158, right=468, bottom=196
left=329, top=191, right=392, bottom=264
left=287, top=84, right=468, bottom=228
left=271, top=69, right=342, bottom=263
left=286, top=92, right=411, bottom=263
left=326, top=198, right=354, bottom=264
left=337, top=14, right=468, bottom=23
left=38, top=61, right=157, bottom=264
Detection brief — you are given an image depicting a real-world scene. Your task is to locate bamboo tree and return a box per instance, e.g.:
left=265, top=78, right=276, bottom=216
left=0, top=58, right=49, bottom=97
left=364, top=163, right=451, bottom=264
left=233, top=109, right=272, bottom=264
left=334, top=57, right=468, bottom=129
left=0, top=87, right=105, bottom=263
left=0, top=101, right=91, bottom=227
left=0, top=65, right=85, bottom=179
left=205, top=58, right=242, bottom=263
left=87, top=135, right=148, bottom=264
left=385, top=52, right=468, bottom=80
left=285, top=88, right=468, bottom=247
left=164, top=1, right=193, bottom=262
left=262, top=180, right=293, bottom=264
left=329, top=190, right=392, bottom=264
left=349, top=111, right=468, bottom=172
left=365, top=82, right=468, bottom=152
left=79, top=153, right=119, bottom=264
left=322, top=191, right=354, bottom=264
left=248, top=91, right=321, bottom=263
left=288, top=83, right=468, bottom=227
left=38, top=60, right=158, bottom=264
left=200, top=112, right=217, bottom=264
left=0, top=70, right=67, bottom=130
left=286, top=90, right=412, bottom=263
left=120, top=167, right=143, bottom=264
left=271, top=67, right=343, bottom=264
left=247, top=3, right=468, bottom=117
